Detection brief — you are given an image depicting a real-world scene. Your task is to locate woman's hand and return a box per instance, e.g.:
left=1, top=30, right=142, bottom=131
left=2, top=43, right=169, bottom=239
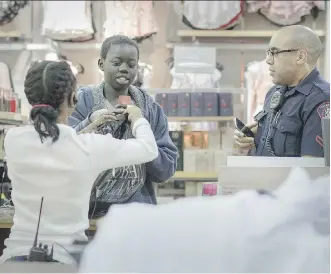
left=78, top=112, right=118, bottom=134
left=89, top=109, right=111, bottom=123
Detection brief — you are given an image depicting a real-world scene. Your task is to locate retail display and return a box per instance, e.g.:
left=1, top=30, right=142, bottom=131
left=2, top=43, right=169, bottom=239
left=166, top=57, right=223, bottom=89
left=132, top=62, right=153, bottom=88
left=0, top=62, right=14, bottom=91
left=0, top=88, right=20, bottom=113
left=42, top=1, right=94, bottom=42
left=103, top=1, right=158, bottom=42
left=245, top=59, right=273, bottom=123
left=246, top=1, right=325, bottom=26
left=155, top=92, right=233, bottom=117
left=169, top=128, right=244, bottom=173
left=182, top=1, right=244, bottom=30
left=44, top=53, right=84, bottom=77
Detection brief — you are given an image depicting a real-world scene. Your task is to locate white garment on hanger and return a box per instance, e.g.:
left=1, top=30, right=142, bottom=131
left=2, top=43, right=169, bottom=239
left=44, top=53, right=79, bottom=76
left=79, top=168, right=330, bottom=273
left=183, top=1, right=243, bottom=29
left=42, top=1, right=94, bottom=41
left=170, top=63, right=222, bottom=89
left=245, top=59, right=274, bottom=123
left=103, top=1, right=158, bottom=39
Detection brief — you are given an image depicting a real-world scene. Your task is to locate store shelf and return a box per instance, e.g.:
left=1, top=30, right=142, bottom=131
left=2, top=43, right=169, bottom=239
left=177, top=29, right=326, bottom=38
left=166, top=42, right=269, bottom=51
left=0, top=31, right=22, bottom=38
left=168, top=116, right=233, bottom=122
left=172, top=171, right=217, bottom=181
left=0, top=112, right=24, bottom=125
left=0, top=42, right=102, bottom=51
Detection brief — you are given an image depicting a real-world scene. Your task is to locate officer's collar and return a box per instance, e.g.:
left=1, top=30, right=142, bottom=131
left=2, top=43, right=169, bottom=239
left=287, top=68, right=319, bottom=96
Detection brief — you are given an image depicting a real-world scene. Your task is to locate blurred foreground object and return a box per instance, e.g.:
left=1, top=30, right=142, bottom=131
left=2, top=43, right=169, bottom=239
left=80, top=168, right=330, bottom=273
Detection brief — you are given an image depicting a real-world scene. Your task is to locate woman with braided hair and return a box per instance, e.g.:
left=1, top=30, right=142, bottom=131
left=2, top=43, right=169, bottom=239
left=0, top=60, right=158, bottom=264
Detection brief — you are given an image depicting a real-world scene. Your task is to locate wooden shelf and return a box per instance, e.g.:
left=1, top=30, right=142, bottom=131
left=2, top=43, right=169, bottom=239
left=0, top=112, right=24, bottom=126
left=177, top=29, right=326, bottom=38
left=173, top=171, right=217, bottom=181
left=0, top=31, right=22, bottom=38
left=168, top=116, right=233, bottom=122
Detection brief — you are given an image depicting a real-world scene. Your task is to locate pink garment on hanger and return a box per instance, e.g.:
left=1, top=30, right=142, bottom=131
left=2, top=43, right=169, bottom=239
left=103, top=1, right=158, bottom=39
left=246, top=1, right=325, bottom=26
left=245, top=60, right=274, bottom=122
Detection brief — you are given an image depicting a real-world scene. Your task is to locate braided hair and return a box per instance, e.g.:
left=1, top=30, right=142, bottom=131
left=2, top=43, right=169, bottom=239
left=100, top=34, right=140, bottom=60
left=24, top=60, right=77, bottom=143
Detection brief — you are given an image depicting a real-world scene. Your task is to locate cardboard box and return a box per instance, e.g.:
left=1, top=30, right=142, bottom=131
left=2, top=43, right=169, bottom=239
left=167, top=93, right=178, bottom=117
left=203, top=92, right=219, bottom=116
left=177, top=93, right=191, bottom=116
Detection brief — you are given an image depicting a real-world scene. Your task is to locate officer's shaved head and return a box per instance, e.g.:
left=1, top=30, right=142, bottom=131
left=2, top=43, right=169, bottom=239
left=267, top=25, right=323, bottom=86
left=276, top=25, right=323, bottom=65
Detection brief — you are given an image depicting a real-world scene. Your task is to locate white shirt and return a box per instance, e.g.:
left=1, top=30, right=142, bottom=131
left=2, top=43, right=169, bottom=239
left=0, top=118, right=158, bottom=264
left=80, top=168, right=330, bottom=273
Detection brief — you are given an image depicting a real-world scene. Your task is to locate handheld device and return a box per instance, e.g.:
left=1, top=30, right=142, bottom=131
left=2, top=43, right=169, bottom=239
left=28, top=197, right=54, bottom=262
left=235, top=117, right=255, bottom=138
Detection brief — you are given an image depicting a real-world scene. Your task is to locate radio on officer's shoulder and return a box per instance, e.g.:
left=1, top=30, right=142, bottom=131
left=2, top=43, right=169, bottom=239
left=270, top=89, right=285, bottom=111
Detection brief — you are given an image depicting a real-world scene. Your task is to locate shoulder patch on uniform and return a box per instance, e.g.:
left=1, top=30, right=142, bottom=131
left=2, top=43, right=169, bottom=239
left=317, top=102, right=330, bottom=119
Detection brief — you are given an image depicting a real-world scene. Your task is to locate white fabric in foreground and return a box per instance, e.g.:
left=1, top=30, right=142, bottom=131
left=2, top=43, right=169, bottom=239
left=80, top=168, right=330, bottom=273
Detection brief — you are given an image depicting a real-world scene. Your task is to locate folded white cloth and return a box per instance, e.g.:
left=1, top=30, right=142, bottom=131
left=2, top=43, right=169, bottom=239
left=80, top=168, right=330, bottom=273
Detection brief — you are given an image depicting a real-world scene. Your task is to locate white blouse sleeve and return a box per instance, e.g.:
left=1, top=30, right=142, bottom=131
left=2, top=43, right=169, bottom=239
left=81, top=118, right=158, bottom=174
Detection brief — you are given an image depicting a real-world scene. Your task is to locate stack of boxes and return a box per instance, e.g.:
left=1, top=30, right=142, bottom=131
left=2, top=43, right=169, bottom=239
left=155, top=91, right=233, bottom=117
left=169, top=128, right=245, bottom=174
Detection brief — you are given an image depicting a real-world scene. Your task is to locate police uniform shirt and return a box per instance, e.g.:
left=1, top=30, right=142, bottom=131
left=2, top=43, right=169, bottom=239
left=254, top=68, right=330, bottom=157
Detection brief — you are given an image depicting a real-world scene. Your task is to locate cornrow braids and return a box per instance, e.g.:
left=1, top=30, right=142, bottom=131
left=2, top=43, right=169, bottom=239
left=24, top=60, right=77, bottom=143
left=100, top=34, right=140, bottom=60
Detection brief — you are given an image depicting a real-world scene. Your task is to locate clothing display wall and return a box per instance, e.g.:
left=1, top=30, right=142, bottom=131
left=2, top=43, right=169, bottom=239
left=103, top=1, right=158, bottom=42
left=42, top=1, right=95, bottom=42
left=246, top=1, right=326, bottom=26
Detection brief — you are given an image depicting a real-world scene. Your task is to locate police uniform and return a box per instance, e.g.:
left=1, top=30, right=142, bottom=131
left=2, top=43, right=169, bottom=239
left=253, top=68, right=330, bottom=157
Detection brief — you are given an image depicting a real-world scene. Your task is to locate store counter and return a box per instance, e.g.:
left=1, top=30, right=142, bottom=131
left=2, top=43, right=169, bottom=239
left=218, top=157, right=329, bottom=195
left=0, top=261, right=77, bottom=273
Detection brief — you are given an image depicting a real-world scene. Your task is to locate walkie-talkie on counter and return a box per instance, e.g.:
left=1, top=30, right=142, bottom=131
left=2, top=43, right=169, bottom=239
left=28, top=197, right=54, bottom=262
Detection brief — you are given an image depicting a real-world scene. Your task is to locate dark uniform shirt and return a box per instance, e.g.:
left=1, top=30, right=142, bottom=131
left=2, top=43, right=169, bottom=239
left=253, top=68, right=330, bottom=157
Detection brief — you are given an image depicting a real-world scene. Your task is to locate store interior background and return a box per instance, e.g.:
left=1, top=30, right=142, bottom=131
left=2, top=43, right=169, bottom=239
left=3, top=1, right=329, bottom=90
left=0, top=1, right=329, bottom=200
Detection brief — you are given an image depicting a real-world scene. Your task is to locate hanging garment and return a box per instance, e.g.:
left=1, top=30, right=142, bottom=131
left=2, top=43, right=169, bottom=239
left=42, top=1, right=94, bottom=42
left=0, top=1, right=28, bottom=26
left=103, top=1, right=158, bottom=42
left=132, top=62, right=153, bottom=89
left=246, top=1, right=326, bottom=26
left=182, top=1, right=243, bottom=30
left=44, top=53, right=84, bottom=77
left=0, top=61, right=13, bottom=91
left=245, top=59, right=274, bottom=123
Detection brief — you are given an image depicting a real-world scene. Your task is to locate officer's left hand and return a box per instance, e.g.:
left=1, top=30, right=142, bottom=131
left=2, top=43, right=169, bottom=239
left=234, top=122, right=257, bottom=149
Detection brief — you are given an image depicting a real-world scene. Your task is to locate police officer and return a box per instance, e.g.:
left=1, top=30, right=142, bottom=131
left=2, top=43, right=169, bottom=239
left=234, top=25, right=330, bottom=157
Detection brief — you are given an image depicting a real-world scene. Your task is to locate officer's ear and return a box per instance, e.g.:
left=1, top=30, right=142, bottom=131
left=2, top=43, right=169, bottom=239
left=296, top=49, right=308, bottom=65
